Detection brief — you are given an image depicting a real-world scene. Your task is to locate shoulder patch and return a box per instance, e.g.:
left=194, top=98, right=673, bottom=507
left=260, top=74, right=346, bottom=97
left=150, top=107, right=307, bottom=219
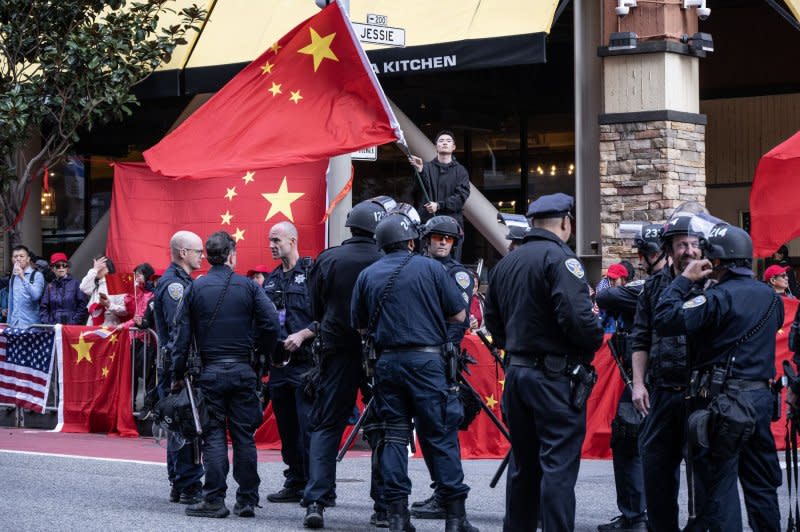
left=682, top=295, right=707, bottom=309
left=628, top=279, right=645, bottom=287
left=167, top=282, right=184, bottom=301
left=455, top=271, right=471, bottom=289
left=564, top=258, right=585, bottom=279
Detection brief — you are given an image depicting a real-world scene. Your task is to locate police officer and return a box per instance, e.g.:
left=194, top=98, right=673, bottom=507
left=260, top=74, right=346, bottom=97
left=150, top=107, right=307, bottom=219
left=410, top=215, right=474, bottom=521
left=169, top=231, right=280, bottom=518
left=484, top=192, right=603, bottom=532
left=301, top=197, right=390, bottom=529
left=629, top=213, right=706, bottom=532
left=595, top=261, right=647, bottom=532
left=152, top=230, right=206, bottom=505
left=351, top=212, right=477, bottom=532
left=263, top=221, right=319, bottom=504
left=654, top=222, right=782, bottom=532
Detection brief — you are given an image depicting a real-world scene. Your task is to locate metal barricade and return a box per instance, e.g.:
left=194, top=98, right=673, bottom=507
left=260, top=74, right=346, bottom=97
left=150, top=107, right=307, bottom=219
left=130, top=327, right=159, bottom=418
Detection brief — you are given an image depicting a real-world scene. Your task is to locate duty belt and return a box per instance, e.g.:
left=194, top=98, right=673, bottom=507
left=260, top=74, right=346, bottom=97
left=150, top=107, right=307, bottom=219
left=508, top=354, right=573, bottom=375
left=205, top=355, right=250, bottom=365
left=724, top=378, right=770, bottom=392
left=381, top=346, right=441, bottom=354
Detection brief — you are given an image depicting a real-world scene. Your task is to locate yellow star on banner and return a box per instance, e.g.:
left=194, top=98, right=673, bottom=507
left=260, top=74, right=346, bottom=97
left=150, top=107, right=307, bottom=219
left=225, top=186, right=237, bottom=201
left=778, top=328, right=785, bottom=335
left=102, top=367, right=110, bottom=378
left=220, top=210, right=233, bottom=225
left=233, top=227, right=246, bottom=242
left=242, top=171, right=255, bottom=184
left=260, top=60, right=274, bottom=75
left=270, top=41, right=281, bottom=54
left=289, top=90, right=303, bottom=104
left=109, top=353, right=115, bottom=361
left=297, top=28, right=339, bottom=72
left=72, top=335, right=95, bottom=364
left=268, top=82, right=282, bottom=97
left=109, top=334, right=118, bottom=345
left=498, top=379, right=505, bottom=390
left=262, top=177, right=305, bottom=222
left=485, top=394, right=498, bottom=409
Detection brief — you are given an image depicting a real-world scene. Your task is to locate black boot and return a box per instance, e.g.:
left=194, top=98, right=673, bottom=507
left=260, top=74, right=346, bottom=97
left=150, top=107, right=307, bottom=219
left=410, top=494, right=445, bottom=519
left=444, top=498, right=479, bottom=532
left=303, top=502, right=324, bottom=529
left=388, top=499, right=415, bottom=532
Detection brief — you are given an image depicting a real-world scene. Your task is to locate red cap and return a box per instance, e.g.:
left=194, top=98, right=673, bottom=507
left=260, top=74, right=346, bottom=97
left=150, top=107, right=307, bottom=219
left=764, top=264, right=790, bottom=282
left=246, top=264, right=271, bottom=277
left=606, top=263, right=629, bottom=280
left=50, top=252, right=69, bottom=265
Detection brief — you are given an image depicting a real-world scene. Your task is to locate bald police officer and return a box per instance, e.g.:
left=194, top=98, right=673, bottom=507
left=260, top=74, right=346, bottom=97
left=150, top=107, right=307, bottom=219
left=484, top=193, right=603, bottom=532
left=169, top=231, right=280, bottom=519
left=351, top=212, right=477, bottom=532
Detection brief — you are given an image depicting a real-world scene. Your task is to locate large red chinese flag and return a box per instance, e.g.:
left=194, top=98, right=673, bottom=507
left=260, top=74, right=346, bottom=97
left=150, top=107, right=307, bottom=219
left=750, top=130, right=800, bottom=257
left=57, top=326, right=138, bottom=437
left=143, top=0, right=402, bottom=178
left=107, top=161, right=328, bottom=274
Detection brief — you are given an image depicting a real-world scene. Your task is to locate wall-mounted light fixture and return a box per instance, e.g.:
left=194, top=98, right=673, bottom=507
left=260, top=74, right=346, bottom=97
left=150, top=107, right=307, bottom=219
left=683, top=0, right=711, bottom=20
left=608, top=31, right=638, bottom=51
left=681, top=32, right=714, bottom=52
left=615, top=0, right=638, bottom=17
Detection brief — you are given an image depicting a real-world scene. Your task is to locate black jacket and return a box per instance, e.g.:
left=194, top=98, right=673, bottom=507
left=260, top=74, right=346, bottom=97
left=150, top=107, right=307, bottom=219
left=416, top=157, right=470, bottom=225
left=484, top=228, right=603, bottom=363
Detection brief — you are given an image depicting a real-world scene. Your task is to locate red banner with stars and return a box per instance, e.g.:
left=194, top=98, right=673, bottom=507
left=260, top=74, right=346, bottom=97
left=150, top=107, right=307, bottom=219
left=143, top=0, right=401, bottom=179
left=56, top=325, right=137, bottom=437
left=107, top=161, right=328, bottom=275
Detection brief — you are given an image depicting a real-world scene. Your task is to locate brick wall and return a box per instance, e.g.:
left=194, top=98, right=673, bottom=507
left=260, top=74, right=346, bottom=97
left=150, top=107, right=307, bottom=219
left=599, top=120, right=706, bottom=268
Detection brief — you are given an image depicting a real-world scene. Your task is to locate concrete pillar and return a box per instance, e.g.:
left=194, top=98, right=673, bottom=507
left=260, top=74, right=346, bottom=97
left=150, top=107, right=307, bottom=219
left=598, top=0, right=708, bottom=269
left=326, top=154, right=352, bottom=247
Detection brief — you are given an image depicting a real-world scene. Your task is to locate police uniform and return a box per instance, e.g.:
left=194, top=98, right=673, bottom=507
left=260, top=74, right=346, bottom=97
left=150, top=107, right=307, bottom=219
left=263, top=258, right=318, bottom=500
left=484, top=193, right=603, bottom=532
left=630, top=263, right=707, bottom=532
left=170, top=263, right=279, bottom=515
left=654, top=267, right=782, bottom=532
left=351, top=238, right=472, bottom=530
left=302, top=235, right=383, bottom=512
left=596, top=280, right=647, bottom=529
left=152, top=262, right=204, bottom=502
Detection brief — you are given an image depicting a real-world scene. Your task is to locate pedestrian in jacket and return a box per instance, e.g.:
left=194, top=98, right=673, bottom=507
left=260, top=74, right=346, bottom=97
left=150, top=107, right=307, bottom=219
left=39, top=252, right=88, bottom=325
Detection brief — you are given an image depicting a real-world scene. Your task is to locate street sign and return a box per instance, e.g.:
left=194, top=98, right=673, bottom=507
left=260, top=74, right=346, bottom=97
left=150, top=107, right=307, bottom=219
left=351, top=146, right=377, bottom=161
left=352, top=21, right=405, bottom=47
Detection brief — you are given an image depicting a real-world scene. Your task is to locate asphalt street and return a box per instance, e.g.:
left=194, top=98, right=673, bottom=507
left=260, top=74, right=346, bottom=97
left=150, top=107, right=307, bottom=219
left=0, top=436, right=791, bottom=531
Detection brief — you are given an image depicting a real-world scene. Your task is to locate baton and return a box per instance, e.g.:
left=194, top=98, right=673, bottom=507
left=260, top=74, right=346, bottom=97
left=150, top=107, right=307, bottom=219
left=184, top=377, right=203, bottom=465
left=458, top=373, right=511, bottom=442
left=475, top=329, right=505, bottom=367
left=490, top=450, right=512, bottom=489
left=337, top=397, right=374, bottom=462
left=607, top=334, right=634, bottom=392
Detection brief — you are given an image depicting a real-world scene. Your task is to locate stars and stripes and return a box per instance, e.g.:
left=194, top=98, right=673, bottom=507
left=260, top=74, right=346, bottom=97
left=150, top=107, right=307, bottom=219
left=0, top=326, right=56, bottom=413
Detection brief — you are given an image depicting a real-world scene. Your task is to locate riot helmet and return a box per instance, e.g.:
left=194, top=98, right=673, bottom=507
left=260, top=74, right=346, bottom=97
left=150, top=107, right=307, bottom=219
left=420, top=216, right=463, bottom=241
left=389, top=202, right=421, bottom=224
left=375, top=212, right=419, bottom=250
left=346, top=196, right=396, bottom=234
left=703, top=223, right=754, bottom=276
left=634, top=224, right=663, bottom=255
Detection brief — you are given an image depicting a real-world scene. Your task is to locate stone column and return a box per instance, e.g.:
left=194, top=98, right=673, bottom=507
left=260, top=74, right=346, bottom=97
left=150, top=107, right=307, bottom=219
left=598, top=0, right=710, bottom=268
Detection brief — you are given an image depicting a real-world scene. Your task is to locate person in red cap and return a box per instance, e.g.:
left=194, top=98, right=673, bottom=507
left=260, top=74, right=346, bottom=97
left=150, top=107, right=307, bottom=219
left=39, top=252, right=89, bottom=325
left=607, top=263, right=630, bottom=287
left=246, top=264, right=270, bottom=288
left=764, top=264, right=794, bottom=298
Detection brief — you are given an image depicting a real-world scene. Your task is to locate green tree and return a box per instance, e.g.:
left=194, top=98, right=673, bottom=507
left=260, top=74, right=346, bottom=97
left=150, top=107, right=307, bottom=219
left=0, top=0, right=204, bottom=244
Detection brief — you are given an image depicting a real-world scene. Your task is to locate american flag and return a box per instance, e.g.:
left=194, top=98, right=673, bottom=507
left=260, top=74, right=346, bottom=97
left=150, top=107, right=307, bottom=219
left=0, top=326, right=56, bottom=413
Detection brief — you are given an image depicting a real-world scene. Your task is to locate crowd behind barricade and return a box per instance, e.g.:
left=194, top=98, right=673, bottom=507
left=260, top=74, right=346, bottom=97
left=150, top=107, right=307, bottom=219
left=4, top=132, right=800, bottom=532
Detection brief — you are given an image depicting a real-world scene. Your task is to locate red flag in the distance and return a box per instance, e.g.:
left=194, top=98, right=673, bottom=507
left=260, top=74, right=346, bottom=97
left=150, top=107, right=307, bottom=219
left=750, top=130, right=800, bottom=257
left=144, top=0, right=402, bottom=178
left=106, top=161, right=328, bottom=275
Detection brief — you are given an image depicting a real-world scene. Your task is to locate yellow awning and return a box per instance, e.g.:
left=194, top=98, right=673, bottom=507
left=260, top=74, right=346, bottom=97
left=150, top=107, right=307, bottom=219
left=785, top=0, right=800, bottom=23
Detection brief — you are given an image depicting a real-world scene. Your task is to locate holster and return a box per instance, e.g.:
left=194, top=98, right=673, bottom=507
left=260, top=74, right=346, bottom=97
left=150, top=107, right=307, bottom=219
left=443, top=342, right=459, bottom=385
left=569, top=364, right=597, bottom=410
left=362, top=337, right=377, bottom=378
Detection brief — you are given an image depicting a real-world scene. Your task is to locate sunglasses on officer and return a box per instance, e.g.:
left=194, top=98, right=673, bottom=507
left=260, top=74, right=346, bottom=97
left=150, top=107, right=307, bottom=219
left=430, top=234, right=455, bottom=244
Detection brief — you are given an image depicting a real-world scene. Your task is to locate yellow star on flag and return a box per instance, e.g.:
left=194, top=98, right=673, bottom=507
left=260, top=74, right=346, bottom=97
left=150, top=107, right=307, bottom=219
left=498, top=379, right=505, bottom=390
left=242, top=171, right=255, bottom=184
left=225, top=186, right=238, bottom=201
left=220, top=210, right=233, bottom=225
left=233, top=227, right=246, bottom=242
left=72, top=335, right=95, bottom=364
left=297, top=28, right=339, bottom=72
left=262, top=177, right=305, bottom=222
left=102, top=367, right=110, bottom=378
left=109, top=334, right=118, bottom=345
left=778, top=328, right=785, bottom=335
left=268, top=82, right=282, bottom=97
left=289, top=90, right=303, bottom=104
left=485, top=394, right=498, bottom=409
left=270, top=41, right=281, bottom=54
left=109, top=353, right=115, bottom=361
left=260, top=61, right=274, bottom=75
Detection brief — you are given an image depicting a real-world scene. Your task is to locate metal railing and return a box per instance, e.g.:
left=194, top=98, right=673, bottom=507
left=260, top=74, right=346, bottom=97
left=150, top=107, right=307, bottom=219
left=130, top=327, right=159, bottom=418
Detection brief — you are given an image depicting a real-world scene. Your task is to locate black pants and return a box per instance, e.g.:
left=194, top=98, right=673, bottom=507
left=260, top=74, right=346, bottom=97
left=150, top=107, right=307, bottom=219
left=268, top=360, right=313, bottom=490
left=197, top=362, right=262, bottom=506
left=302, top=352, right=361, bottom=506
left=502, top=365, right=585, bottom=532
left=611, top=387, right=646, bottom=522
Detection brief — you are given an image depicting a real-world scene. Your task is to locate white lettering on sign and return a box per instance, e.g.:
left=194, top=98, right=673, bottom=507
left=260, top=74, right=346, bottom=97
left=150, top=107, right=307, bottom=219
left=380, top=55, right=456, bottom=74
left=353, top=22, right=405, bottom=47
left=351, top=146, right=377, bottom=161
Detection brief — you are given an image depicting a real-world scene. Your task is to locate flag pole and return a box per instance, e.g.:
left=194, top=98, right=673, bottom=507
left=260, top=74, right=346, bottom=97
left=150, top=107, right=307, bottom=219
left=395, top=142, right=432, bottom=204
